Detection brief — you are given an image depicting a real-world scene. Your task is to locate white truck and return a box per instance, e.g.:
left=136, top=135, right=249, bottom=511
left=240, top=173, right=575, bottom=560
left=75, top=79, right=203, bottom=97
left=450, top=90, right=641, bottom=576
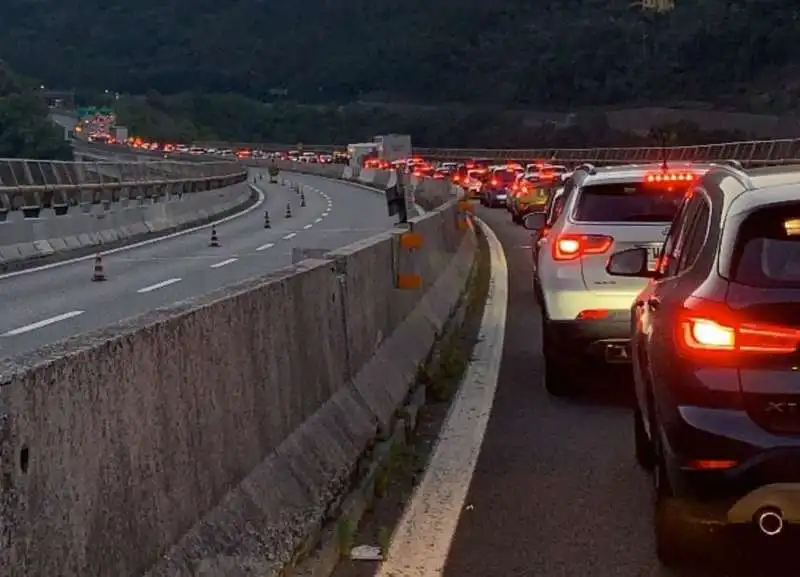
left=347, top=142, right=378, bottom=168
left=374, top=134, right=411, bottom=162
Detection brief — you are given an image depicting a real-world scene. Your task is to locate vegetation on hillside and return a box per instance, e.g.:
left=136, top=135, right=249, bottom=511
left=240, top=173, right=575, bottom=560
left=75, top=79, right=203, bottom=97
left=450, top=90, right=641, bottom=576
left=1, top=0, right=797, bottom=111
left=2, top=0, right=795, bottom=147
left=112, top=92, right=748, bottom=148
left=0, top=61, right=72, bottom=159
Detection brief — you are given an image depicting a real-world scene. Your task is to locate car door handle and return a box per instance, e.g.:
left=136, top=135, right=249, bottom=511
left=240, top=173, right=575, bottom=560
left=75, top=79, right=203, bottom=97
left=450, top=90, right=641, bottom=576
left=647, top=297, right=660, bottom=310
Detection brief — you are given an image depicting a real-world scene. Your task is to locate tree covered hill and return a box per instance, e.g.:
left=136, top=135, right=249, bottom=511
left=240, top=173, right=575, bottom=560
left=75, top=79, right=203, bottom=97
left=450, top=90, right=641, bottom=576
left=0, top=61, right=73, bottom=159
left=1, top=0, right=799, bottom=110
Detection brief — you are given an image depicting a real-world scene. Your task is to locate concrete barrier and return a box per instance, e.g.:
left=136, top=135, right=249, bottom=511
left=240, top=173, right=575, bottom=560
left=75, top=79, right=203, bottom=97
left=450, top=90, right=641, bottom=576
left=0, top=182, right=257, bottom=271
left=245, top=160, right=461, bottom=211
left=0, top=196, right=474, bottom=577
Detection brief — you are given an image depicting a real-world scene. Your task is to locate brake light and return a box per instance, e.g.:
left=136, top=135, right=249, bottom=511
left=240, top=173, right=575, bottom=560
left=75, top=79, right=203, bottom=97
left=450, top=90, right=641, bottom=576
left=552, top=234, right=613, bottom=261
left=678, top=298, right=800, bottom=355
left=577, top=309, right=609, bottom=320
left=491, top=178, right=499, bottom=186
left=644, top=172, right=696, bottom=183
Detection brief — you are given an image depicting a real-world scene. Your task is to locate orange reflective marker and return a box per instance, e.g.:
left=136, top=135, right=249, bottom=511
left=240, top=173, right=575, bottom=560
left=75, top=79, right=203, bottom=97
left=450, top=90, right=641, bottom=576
left=457, top=199, right=474, bottom=213
left=400, top=231, right=423, bottom=250
left=397, top=273, right=422, bottom=289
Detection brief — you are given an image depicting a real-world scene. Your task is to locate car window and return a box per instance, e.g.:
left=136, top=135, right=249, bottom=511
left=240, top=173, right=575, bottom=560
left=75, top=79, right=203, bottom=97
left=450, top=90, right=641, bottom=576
left=677, top=198, right=710, bottom=273
left=658, top=191, right=701, bottom=277
left=573, top=182, right=688, bottom=223
left=732, top=203, right=800, bottom=288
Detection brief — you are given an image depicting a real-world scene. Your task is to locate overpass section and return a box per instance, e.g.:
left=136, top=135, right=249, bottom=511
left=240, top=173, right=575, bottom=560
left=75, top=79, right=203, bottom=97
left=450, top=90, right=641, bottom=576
left=0, top=158, right=470, bottom=577
left=7, top=133, right=792, bottom=577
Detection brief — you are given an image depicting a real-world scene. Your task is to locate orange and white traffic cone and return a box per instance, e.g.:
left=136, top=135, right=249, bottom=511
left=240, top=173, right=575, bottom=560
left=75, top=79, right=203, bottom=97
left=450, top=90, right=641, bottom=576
left=92, top=254, right=106, bottom=281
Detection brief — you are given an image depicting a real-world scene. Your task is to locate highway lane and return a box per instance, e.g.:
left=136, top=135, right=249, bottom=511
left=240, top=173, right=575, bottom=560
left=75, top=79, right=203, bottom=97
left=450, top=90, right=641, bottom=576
left=0, top=170, right=399, bottom=360
left=426, top=207, right=780, bottom=577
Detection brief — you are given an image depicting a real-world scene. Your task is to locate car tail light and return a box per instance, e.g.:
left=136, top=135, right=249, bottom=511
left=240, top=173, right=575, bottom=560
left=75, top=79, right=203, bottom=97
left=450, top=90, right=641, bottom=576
left=644, top=171, right=696, bottom=183
left=552, top=234, right=613, bottom=261
left=491, top=178, right=499, bottom=186
left=576, top=309, right=609, bottom=320
left=678, top=297, right=800, bottom=355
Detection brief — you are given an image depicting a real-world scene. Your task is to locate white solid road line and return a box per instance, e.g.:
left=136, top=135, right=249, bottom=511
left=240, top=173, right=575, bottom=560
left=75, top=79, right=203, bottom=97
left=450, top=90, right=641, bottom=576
left=136, top=278, right=182, bottom=293
left=303, top=224, right=312, bottom=229
left=210, top=258, right=238, bottom=269
left=256, top=242, right=275, bottom=251
left=1, top=310, right=86, bottom=337
left=376, top=219, right=508, bottom=577
left=283, top=232, right=296, bottom=240
left=0, top=184, right=267, bottom=281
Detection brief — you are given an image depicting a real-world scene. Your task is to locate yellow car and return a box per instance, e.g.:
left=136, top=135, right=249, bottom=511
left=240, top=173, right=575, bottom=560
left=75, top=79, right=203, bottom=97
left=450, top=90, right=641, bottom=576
left=511, top=178, right=559, bottom=224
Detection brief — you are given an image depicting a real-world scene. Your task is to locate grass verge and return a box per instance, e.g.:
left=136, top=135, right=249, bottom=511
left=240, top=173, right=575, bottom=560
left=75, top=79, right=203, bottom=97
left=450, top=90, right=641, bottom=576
left=318, top=226, right=492, bottom=577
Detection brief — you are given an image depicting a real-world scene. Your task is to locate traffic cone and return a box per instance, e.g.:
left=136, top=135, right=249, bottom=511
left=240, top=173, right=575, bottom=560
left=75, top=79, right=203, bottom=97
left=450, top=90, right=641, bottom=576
left=91, top=254, right=106, bottom=281
left=264, top=210, right=271, bottom=228
left=300, top=193, right=306, bottom=207
left=209, top=225, right=220, bottom=247
left=285, top=203, right=292, bottom=218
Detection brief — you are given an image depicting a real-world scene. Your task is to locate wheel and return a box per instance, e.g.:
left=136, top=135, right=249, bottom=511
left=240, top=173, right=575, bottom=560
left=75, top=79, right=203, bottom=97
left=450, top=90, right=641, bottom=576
left=634, top=406, right=654, bottom=470
left=541, top=320, right=573, bottom=397
left=653, top=435, right=691, bottom=567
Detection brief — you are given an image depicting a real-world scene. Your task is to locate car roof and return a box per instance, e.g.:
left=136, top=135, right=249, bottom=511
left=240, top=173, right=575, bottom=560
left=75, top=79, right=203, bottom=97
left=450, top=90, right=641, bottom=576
left=727, top=169, right=800, bottom=217
left=579, top=162, right=713, bottom=185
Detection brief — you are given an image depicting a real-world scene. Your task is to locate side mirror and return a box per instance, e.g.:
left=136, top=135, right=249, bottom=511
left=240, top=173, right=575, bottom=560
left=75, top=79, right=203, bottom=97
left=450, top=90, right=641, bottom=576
left=523, top=212, right=546, bottom=231
left=606, top=247, right=655, bottom=278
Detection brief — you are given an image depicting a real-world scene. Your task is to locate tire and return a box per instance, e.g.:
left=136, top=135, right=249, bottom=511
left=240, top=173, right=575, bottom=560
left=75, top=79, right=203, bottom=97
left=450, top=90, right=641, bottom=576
left=542, top=320, right=573, bottom=397
left=653, top=435, right=689, bottom=568
left=634, top=406, right=654, bottom=470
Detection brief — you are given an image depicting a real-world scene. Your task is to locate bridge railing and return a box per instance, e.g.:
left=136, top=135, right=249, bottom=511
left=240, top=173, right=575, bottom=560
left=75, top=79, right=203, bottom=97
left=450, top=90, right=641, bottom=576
left=0, top=158, right=247, bottom=218
left=184, top=137, right=800, bottom=167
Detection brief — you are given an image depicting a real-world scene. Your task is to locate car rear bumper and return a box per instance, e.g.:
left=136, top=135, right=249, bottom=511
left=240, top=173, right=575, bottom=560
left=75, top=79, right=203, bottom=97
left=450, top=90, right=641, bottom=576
left=546, top=316, right=631, bottom=362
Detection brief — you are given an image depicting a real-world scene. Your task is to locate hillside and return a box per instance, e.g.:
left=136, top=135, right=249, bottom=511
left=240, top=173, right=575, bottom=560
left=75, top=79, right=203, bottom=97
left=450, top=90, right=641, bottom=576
left=1, top=0, right=799, bottom=110
left=0, top=61, right=72, bottom=159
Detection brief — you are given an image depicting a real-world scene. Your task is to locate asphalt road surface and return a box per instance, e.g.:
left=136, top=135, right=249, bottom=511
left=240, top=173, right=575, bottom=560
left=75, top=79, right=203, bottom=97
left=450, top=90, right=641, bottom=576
left=0, top=170, right=400, bottom=360
left=396, top=206, right=788, bottom=577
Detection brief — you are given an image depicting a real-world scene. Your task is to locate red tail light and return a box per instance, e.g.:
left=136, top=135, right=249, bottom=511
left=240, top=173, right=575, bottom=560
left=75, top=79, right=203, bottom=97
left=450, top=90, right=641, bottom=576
left=552, top=234, right=613, bottom=261
left=645, top=172, right=696, bottom=183
left=678, top=297, right=800, bottom=355
left=491, top=178, right=499, bottom=186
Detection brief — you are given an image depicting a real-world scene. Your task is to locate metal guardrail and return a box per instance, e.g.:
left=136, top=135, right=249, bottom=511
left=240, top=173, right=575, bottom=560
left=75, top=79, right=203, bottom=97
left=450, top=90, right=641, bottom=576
left=0, top=158, right=247, bottom=217
left=188, top=138, right=800, bottom=167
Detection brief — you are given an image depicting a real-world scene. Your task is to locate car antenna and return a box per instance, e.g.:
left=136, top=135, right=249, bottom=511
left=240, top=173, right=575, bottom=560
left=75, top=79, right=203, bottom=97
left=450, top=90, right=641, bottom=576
left=657, top=128, right=669, bottom=171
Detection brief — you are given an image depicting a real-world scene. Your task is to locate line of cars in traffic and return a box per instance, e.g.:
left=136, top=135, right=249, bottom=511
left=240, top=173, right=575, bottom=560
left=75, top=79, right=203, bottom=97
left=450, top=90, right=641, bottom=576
left=514, top=158, right=800, bottom=567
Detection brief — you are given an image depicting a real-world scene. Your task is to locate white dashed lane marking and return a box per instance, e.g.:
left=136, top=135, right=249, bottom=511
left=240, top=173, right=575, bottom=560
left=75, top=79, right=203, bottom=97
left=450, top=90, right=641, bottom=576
left=315, top=218, right=323, bottom=223
left=283, top=233, right=296, bottom=240
left=1, top=310, right=85, bottom=336
left=210, top=258, right=238, bottom=269
left=256, top=242, right=274, bottom=251
left=303, top=224, right=312, bottom=229
left=136, top=278, right=182, bottom=294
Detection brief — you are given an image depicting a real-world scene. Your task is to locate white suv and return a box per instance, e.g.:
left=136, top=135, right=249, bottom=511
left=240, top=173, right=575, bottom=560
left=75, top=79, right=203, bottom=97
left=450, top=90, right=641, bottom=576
left=524, top=162, right=712, bottom=396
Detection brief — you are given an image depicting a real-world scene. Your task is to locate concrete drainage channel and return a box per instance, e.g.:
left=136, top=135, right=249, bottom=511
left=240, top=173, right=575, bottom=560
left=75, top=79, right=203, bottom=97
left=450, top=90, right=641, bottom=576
left=0, top=181, right=260, bottom=274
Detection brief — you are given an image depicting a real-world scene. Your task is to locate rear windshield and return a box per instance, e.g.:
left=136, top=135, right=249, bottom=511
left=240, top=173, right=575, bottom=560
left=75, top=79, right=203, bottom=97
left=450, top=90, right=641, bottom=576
left=732, top=204, right=800, bottom=288
left=573, top=182, right=686, bottom=223
left=492, top=170, right=517, bottom=183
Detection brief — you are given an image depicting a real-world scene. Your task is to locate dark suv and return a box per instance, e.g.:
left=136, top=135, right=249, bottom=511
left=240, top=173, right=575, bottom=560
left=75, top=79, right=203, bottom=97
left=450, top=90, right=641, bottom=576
left=606, top=163, right=800, bottom=566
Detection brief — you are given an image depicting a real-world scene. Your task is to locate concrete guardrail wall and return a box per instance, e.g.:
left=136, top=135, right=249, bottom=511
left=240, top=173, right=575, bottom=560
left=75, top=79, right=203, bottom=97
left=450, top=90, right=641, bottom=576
left=0, top=168, right=475, bottom=576
left=0, top=156, right=250, bottom=270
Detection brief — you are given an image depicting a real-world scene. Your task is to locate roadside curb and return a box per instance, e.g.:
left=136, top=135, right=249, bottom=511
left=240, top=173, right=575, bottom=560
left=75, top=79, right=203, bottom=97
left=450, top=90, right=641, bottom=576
left=285, top=236, right=484, bottom=577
